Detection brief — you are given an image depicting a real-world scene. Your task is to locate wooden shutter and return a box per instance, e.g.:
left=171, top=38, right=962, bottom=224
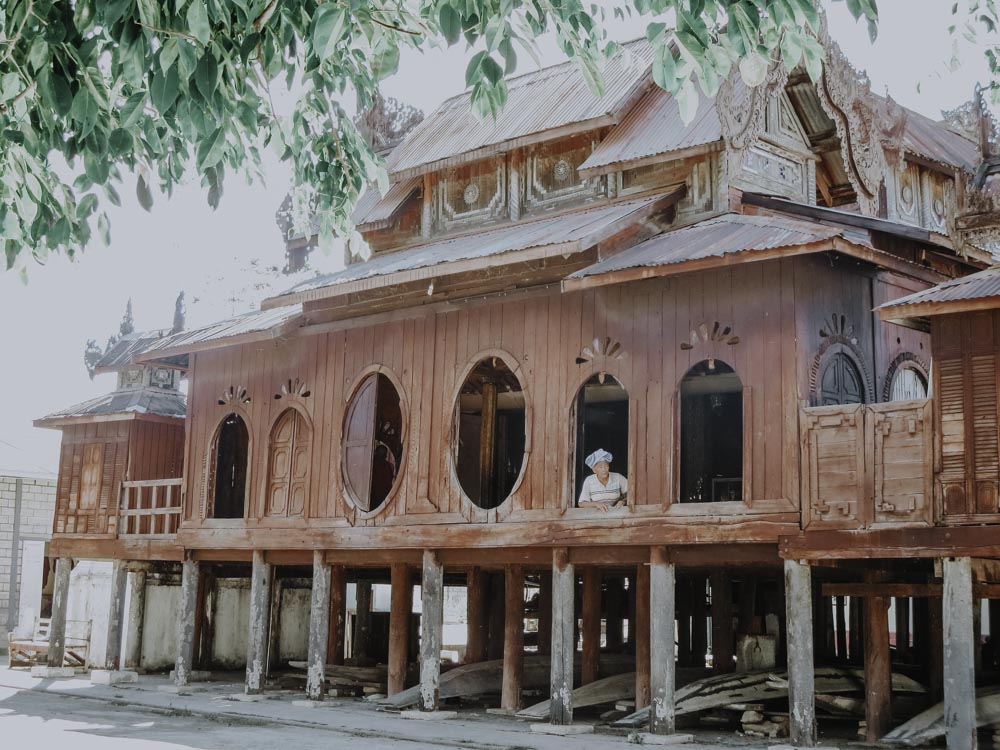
left=800, top=404, right=865, bottom=529
left=80, top=443, right=104, bottom=511
left=288, top=414, right=312, bottom=516
left=870, top=400, right=933, bottom=527
left=344, top=375, right=378, bottom=511
left=937, top=355, right=969, bottom=514
left=971, top=353, right=1000, bottom=513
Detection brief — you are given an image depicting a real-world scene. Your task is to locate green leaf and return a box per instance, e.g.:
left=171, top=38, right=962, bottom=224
left=372, top=40, right=400, bottom=81
left=196, top=126, right=227, bottom=170
left=187, top=0, right=212, bottom=45
left=136, top=172, right=154, bottom=211
left=313, top=5, right=348, bottom=60
left=481, top=55, right=504, bottom=85
left=439, top=4, right=462, bottom=45
left=150, top=65, right=181, bottom=113
left=109, top=128, right=133, bottom=156
left=195, top=53, right=219, bottom=101
left=97, top=213, right=111, bottom=245
left=70, top=88, right=100, bottom=138
left=119, top=91, right=147, bottom=129
left=466, top=50, right=487, bottom=86
left=0, top=72, right=21, bottom=102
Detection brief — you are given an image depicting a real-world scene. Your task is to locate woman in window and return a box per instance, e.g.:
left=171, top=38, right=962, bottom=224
left=578, top=449, right=628, bottom=511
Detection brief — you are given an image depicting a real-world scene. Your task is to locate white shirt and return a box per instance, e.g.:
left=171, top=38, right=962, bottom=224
left=578, top=472, right=628, bottom=506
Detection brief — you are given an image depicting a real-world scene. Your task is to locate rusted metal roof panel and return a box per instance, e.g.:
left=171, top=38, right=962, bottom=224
left=272, top=195, right=667, bottom=303
left=567, top=213, right=843, bottom=278
left=880, top=266, right=1000, bottom=311
left=901, top=108, right=979, bottom=172
left=37, top=389, right=187, bottom=424
left=385, top=39, right=654, bottom=178
left=94, top=330, right=171, bottom=373
left=352, top=177, right=422, bottom=228
left=578, top=81, right=722, bottom=173
left=142, top=305, right=303, bottom=356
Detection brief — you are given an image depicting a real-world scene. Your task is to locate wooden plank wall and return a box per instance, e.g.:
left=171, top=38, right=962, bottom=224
left=129, top=421, right=185, bottom=482
left=54, top=422, right=130, bottom=535
left=184, top=257, right=806, bottom=530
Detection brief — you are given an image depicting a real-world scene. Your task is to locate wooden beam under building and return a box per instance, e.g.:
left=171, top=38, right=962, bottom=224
left=466, top=567, right=488, bottom=663
left=635, top=563, right=651, bottom=709
left=501, top=565, right=524, bottom=711
left=327, top=565, right=346, bottom=666
left=388, top=563, right=413, bottom=696
left=863, top=572, right=891, bottom=744
left=581, top=568, right=601, bottom=686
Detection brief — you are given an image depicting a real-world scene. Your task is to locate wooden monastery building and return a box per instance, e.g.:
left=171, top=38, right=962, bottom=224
left=32, top=26, right=1000, bottom=749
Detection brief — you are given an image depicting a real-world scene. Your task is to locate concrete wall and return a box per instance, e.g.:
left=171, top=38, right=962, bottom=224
left=277, top=582, right=310, bottom=663
left=65, top=560, right=112, bottom=667
left=0, top=473, right=56, bottom=645
left=212, top=578, right=250, bottom=669
left=138, top=576, right=181, bottom=671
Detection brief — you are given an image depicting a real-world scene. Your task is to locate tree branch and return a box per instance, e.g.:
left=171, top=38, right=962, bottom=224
left=136, top=21, right=199, bottom=43
left=0, top=0, right=35, bottom=67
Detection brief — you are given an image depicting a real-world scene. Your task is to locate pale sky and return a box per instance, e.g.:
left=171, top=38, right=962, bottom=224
left=0, top=0, right=994, bottom=474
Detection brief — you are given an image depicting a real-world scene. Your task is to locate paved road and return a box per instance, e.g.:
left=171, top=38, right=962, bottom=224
left=0, top=686, right=482, bottom=750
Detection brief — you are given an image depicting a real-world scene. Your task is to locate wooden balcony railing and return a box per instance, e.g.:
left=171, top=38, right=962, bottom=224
left=800, top=399, right=933, bottom=530
left=119, top=478, right=183, bottom=538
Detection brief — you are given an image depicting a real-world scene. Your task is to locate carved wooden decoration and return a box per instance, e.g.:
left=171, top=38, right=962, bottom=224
left=717, top=60, right=789, bottom=179
left=576, top=337, right=626, bottom=364
left=819, top=313, right=858, bottom=344
left=218, top=385, right=251, bottom=406
left=815, top=13, right=907, bottom=216
left=275, top=378, right=311, bottom=400
left=266, top=408, right=312, bottom=517
left=680, top=322, right=739, bottom=350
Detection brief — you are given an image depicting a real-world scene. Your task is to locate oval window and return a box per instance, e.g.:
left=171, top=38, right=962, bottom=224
left=342, top=373, right=405, bottom=512
left=454, top=357, right=526, bottom=509
left=889, top=365, right=928, bottom=401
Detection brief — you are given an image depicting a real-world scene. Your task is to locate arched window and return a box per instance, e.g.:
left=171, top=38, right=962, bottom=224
left=266, top=408, right=312, bottom=517
left=454, top=357, right=526, bottom=509
left=212, top=413, right=249, bottom=519
left=573, top=374, right=629, bottom=505
left=889, top=364, right=928, bottom=401
left=679, top=360, right=743, bottom=503
left=820, top=352, right=865, bottom=405
left=343, top=373, right=405, bottom=512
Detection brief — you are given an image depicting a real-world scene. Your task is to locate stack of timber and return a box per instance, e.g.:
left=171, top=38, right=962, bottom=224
left=378, top=653, right=633, bottom=710
left=613, top=667, right=926, bottom=728
left=883, top=687, right=1000, bottom=746
left=288, top=661, right=388, bottom=693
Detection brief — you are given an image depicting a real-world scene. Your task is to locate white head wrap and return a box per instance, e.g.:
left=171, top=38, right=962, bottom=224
left=585, top=449, right=613, bottom=469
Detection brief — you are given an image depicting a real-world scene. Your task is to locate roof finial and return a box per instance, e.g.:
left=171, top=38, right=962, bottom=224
left=172, top=291, right=186, bottom=334
left=119, top=298, right=135, bottom=337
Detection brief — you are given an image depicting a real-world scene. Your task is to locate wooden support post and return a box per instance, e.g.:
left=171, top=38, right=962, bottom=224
left=123, top=567, right=147, bottom=671
left=991, top=599, right=1000, bottom=671
left=550, top=547, right=575, bottom=725
left=103, top=559, right=129, bottom=670
left=711, top=570, right=733, bottom=674
left=419, top=550, right=443, bottom=712
left=193, top=566, right=213, bottom=670
left=306, top=551, right=331, bottom=700
left=895, top=597, right=910, bottom=659
left=850, top=597, right=864, bottom=664
left=582, top=568, right=601, bottom=686
left=635, top=562, right=651, bottom=710
left=328, top=565, right=346, bottom=666
left=650, top=547, right=676, bottom=735
left=266, top=576, right=283, bottom=675
left=466, top=567, right=488, bottom=663
left=691, top=575, right=707, bottom=668
left=835, top=596, right=847, bottom=662
left=245, top=550, right=272, bottom=695
left=354, top=580, right=373, bottom=661
left=863, top=573, right=891, bottom=744
left=928, top=596, right=944, bottom=701
left=46, top=557, right=72, bottom=668
left=488, top=572, right=506, bottom=661
left=538, top=572, right=552, bottom=656
left=605, top=577, right=625, bottom=651
left=480, top=381, right=498, bottom=508
left=627, top=573, right=637, bottom=652
left=738, top=574, right=757, bottom=635
left=943, top=557, right=977, bottom=750
left=174, top=558, right=199, bottom=686
left=677, top=577, right=692, bottom=667
left=784, top=559, right=816, bottom=747
left=501, top=564, right=524, bottom=711
left=388, top=563, right=413, bottom=696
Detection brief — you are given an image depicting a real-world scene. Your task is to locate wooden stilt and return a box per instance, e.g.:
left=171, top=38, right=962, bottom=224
left=626, top=573, right=637, bottom=652
left=928, top=595, right=944, bottom=701
left=419, top=550, right=444, bottom=712
left=501, top=564, right=524, bottom=711
left=488, top=572, right=505, bottom=661
left=677, top=577, right=692, bottom=667
left=245, top=550, right=273, bottom=695
left=990, top=599, right=1000, bottom=671
left=605, top=577, right=625, bottom=651
left=635, top=562, right=651, bottom=709
left=538, top=571, right=552, bottom=656
left=194, top=566, right=214, bottom=670
left=550, top=547, right=575, bottom=725
left=894, top=597, right=910, bottom=660
left=266, top=575, right=283, bottom=676
left=306, top=551, right=331, bottom=700
left=711, top=570, right=733, bottom=674
left=650, top=547, right=676, bottom=735
left=850, top=597, right=864, bottom=665
left=174, top=558, right=198, bottom=686
left=784, top=559, right=816, bottom=747
left=835, top=595, right=847, bottom=662
left=738, top=574, right=757, bottom=635
left=691, top=575, right=707, bottom=669
left=466, top=567, right=488, bottom=663
left=581, top=568, right=601, bottom=685
left=354, top=580, right=373, bottom=661
left=328, top=565, right=346, bottom=666
left=388, top=563, right=413, bottom=696
left=123, top=567, right=147, bottom=671
left=863, top=573, right=891, bottom=744
left=46, top=557, right=71, bottom=668
left=104, top=560, right=129, bottom=670
left=942, top=557, right=977, bottom=750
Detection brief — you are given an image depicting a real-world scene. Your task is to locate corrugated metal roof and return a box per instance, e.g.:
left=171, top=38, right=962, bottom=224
left=385, top=39, right=654, bottom=178
left=140, top=305, right=303, bottom=358
left=352, top=177, right=422, bottom=229
left=567, top=213, right=843, bottom=279
left=94, top=330, right=171, bottom=373
left=37, top=388, right=187, bottom=425
left=880, top=265, right=1000, bottom=312
left=901, top=107, right=979, bottom=173
left=267, top=195, right=670, bottom=306
left=578, top=80, right=722, bottom=174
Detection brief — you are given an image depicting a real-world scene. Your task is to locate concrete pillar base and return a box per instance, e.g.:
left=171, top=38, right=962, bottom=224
left=169, top=669, right=211, bottom=683
left=90, top=669, right=138, bottom=685
left=627, top=732, right=695, bottom=745
left=530, top=723, right=594, bottom=736
left=401, top=709, right=458, bottom=720
left=30, top=666, right=76, bottom=678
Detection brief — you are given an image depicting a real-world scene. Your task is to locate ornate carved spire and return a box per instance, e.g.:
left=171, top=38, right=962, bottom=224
left=814, top=13, right=908, bottom=216
left=717, top=58, right=789, bottom=179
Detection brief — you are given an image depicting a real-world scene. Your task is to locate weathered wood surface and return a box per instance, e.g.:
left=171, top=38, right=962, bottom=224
left=882, top=688, right=1000, bottom=746
left=613, top=667, right=926, bottom=728
left=289, top=661, right=388, bottom=689
left=378, top=653, right=635, bottom=710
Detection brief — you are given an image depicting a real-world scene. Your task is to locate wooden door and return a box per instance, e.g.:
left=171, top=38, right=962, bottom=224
left=266, top=409, right=311, bottom=517
left=870, top=400, right=933, bottom=527
left=801, top=404, right=865, bottom=529
left=820, top=352, right=865, bottom=405
left=343, top=375, right=377, bottom=512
